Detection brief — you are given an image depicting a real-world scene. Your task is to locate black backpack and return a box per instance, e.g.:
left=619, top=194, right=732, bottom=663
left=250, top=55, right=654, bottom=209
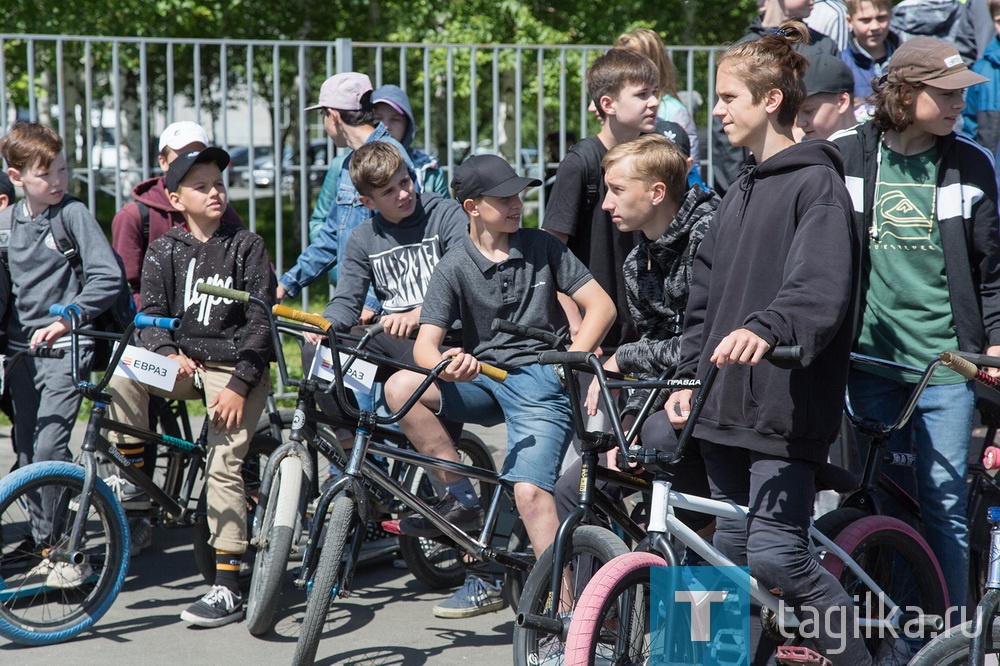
left=0, top=198, right=135, bottom=367
left=565, top=138, right=605, bottom=228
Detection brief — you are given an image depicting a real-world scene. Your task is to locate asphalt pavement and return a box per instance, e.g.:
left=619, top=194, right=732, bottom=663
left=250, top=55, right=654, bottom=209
left=0, top=419, right=518, bottom=665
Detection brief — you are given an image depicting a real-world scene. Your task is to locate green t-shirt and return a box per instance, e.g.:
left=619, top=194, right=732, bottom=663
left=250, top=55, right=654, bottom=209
left=856, top=144, right=961, bottom=384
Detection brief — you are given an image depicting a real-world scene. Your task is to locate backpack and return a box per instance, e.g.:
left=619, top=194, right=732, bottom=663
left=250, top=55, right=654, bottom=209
left=566, top=138, right=605, bottom=228
left=0, top=198, right=135, bottom=368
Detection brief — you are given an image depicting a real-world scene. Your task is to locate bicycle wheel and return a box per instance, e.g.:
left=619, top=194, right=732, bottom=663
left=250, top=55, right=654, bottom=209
left=397, top=431, right=496, bottom=590
left=293, top=492, right=355, bottom=666
left=512, top=525, right=630, bottom=666
left=822, top=514, right=949, bottom=663
left=0, top=461, right=129, bottom=646
left=563, top=551, right=666, bottom=666
left=245, top=453, right=304, bottom=636
left=967, top=482, right=1000, bottom=606
left=192, top=435, right=276, bottom=584
left=909, top=618, right=1000, bottom=665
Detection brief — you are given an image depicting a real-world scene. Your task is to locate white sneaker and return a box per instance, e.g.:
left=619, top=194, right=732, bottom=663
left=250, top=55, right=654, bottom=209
left=103, top=474, right=151, bottom=511
left=45, top=561, right=94, bottom=589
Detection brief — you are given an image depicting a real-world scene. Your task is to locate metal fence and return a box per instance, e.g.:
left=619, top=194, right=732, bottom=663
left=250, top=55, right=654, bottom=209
left=0, top=34, right=721, bottom=306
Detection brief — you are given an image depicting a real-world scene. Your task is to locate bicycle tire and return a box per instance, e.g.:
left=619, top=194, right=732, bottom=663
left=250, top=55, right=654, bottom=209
left=245, top=454, right=304, bottom=636
left=812, top=507, right=868, bottom=563
left=909, top=618, right=1000, bottom=665
left=967, top=482, right=1000, bottom=606
left=0, top=461, right=129, bottom=646
left=192, top=435, right=276, bottom=584
left=397, top=431, right=496, bottom=590
left=292, top=492, right=354, bottom=666
left=512, top=525, right=630, bottom=666
left=563, top=551, right=665, bottom=666
left=822, top=514, right=949, bottom=662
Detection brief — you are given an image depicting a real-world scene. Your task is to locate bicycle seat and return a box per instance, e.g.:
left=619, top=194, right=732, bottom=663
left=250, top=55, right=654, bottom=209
left=814, top=461, right=860, bottom=494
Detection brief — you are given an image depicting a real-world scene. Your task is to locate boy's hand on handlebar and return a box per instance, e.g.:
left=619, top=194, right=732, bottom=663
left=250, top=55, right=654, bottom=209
left=441, top=348, right=480, bottom=382
left=711, top=328, right=771, bottom=367
left=208, top=387, right=246, bottom=434
left=666, top=389, right=692, bottom=428
left=303, top=330, right=324, bottom=346
left=986, top=345, right=1000, bottom=378
left=359, top=308, right=377, bottom=326
left=169, top=353, right=199, bottom=380
left=381, top=309, right=420, bottom=339
left=30, top=319, right=70, bottom=348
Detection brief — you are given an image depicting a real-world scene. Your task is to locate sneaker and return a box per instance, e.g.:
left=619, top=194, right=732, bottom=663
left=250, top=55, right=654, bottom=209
left=129, top=517, right=153, bottom=557
left=23, top=558, right=56, bottom=586
left=46, top=561, right=94, bottom=589
left=394, top=494, right=484, bottom=539
left=433, top=575, right=504, bottom=618
left=180, top=585, right=244, bottom=628
left=103, top=474, right=151, bottom=511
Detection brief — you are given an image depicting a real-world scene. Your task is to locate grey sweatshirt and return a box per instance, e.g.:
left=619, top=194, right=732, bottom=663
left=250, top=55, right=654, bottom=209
left=322, top=192, right=468, bottom=331
left=4, top=196, right=121, bottom=348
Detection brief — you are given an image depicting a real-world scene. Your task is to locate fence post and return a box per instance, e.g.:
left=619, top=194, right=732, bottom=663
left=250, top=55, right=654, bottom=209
left=335, top=37, right=353, bottom=73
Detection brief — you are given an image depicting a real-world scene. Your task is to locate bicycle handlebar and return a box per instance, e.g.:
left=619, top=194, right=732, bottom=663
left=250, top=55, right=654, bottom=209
left=491, top=318, right=564, bottom=350
left=195, top=282, right=250, bottom=303
left=272, top=304, right=332, bottom=332
left=133, top=314, right=181, bottom=330
left=49, top=303, right=82, bottom=320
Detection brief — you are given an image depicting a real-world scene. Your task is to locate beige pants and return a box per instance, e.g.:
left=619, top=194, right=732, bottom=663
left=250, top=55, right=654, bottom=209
left=106, top=363, right=270, bottom=553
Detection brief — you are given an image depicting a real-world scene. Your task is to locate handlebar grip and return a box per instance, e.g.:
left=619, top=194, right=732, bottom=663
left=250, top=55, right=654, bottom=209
left=272, top=304, right=332, bottom=332
left=491, top=318, right=563, bottom=349
left=950, top=352, right=1000, bottom=369
left=133, top=314, right=181, bottom=331
left=768, top=345, right=803, bottom=362
left=29, top=347, right=66, bottom=359
left=538, top=351, right=592, bottom=366
left=940, top=352, right=980, bottom=380
left=48, top=303, right=82, bottom=319
left=366, top=321, right=385, bottom=337
left=195, top=283, right=250, bottom=303
left=479, top=362, right=508, bottom=382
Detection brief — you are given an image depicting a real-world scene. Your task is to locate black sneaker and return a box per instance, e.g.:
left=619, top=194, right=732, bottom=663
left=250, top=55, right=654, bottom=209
left=395, top=494, right=483, bottom=538
left=180, top=585, right=243, bottom=628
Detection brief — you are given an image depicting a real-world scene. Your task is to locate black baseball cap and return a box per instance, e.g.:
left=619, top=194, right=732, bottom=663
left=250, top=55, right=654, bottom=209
left=803, top=54, right=855, bottom=97
left=0, top=172, right=14, bottom=202
left=650, top=120, right=692, bottom=158
left=165, top=146, right=230, bottom=193
left=451, top=154, right=541, bottom=203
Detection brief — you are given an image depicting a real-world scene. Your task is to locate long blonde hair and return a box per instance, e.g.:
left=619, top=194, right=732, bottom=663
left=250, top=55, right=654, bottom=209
left=615, top=28, right=679, bottom=98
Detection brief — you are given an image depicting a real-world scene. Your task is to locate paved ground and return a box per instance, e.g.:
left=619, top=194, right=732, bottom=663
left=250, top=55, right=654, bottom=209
left=0, top=420, right=519, bottom=665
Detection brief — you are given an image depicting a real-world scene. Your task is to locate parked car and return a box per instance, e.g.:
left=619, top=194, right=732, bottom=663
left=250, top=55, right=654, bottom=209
left=251, top=140, right=331, bottom=189
left=228, top=145, right=273, bottom=187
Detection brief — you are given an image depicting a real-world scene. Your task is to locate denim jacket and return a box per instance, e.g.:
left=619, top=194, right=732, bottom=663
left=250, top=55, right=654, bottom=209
left=278, top=123, right=417, bottom=310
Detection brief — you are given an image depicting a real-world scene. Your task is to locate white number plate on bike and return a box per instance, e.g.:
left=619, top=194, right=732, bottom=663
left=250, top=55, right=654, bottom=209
left=308, top=345, right=378, bottom=395
left=113, top=344, right=180, bottom=392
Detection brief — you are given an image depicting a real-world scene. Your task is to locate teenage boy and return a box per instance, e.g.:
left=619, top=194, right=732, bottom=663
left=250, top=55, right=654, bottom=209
left=796, top=54, right=859, bottom=141
left=0, top=123, right=123, bottom=587
left=277, top=72, right=416, bottom=311
left=841, top=0, right=899, bottom=117
left=542, top=47, right=658, bottom=350
left=383, top=155, right=615, bottom=617
left=106, top=147, right=274, bottom=627
left=112, top=121, right=243, bottom=307
left=371, top=84, right=449, bottom=196
left=553, top=134, right=718, bottom=537
left=963, top=0, right=1000, bottom=151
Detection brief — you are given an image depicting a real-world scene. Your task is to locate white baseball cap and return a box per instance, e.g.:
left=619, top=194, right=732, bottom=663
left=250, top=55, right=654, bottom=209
left=305, top=73, right=373, bottom=111
left=158, top=121, right=210, bottom=153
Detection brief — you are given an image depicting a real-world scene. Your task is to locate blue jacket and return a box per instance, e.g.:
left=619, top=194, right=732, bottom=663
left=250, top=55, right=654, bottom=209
left=963, top=36, right=1000, bottom=152
left=279, top=123, right=415, bottom=305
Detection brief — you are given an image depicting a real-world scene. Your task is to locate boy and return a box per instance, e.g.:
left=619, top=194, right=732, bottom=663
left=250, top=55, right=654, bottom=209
left=371, top=85, right=449, bottom=196
left=554, top=133, right=718, bottom=538
left=542, top=47, right=658, bottom=351
left=0, top=122, right=122, bottom=587
left=796, top=54, right=858, bottom=141
left=277, top=72, right=416, bottom=310
left=840, top=0, right=899, bottom=119
left=112, top=121, right=243, bottom=308
left=963, top=0, right=1000, bottom=151
left=384, top=154, right=615, bottom=617
left=106, top=147, right=274, bottom=627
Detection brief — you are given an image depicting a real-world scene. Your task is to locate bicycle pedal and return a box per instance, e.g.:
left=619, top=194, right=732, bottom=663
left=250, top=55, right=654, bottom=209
left=380, top=519, right=404, bottom=535
left=775, top=646, right=831, bottom=666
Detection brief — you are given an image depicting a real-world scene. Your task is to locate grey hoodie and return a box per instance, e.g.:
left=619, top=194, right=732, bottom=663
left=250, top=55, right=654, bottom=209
left=4, top=196, right=121, bottom=348
left=323, top=192, right=468, bottom=331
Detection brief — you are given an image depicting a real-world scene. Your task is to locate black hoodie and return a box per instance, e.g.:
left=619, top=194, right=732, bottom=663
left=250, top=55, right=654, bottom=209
left=139, top=221, right=275, bottom=396
left=676, top=140, right=859, bottom=462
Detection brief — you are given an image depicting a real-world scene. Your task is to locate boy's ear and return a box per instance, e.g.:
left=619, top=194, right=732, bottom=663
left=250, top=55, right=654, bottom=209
left=167, top=190, right=186, bottom=212
left=836, top=92, right=853, bottom=115
left=650, top=181, right=667, bottom=206
left=598, top=94, right=617, bottom=118
left=358, top=194, right=377, bottom=211
left=764, top=88, right=784, bottom=116
left=0, top=194, right=8, bottom=211
left=462, top=198, right=479, bottom=217
left=6, top=167, right=22, bottom=188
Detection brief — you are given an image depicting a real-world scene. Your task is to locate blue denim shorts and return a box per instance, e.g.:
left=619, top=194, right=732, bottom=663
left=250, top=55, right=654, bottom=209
left=437, top=363, right=573, bottom=492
